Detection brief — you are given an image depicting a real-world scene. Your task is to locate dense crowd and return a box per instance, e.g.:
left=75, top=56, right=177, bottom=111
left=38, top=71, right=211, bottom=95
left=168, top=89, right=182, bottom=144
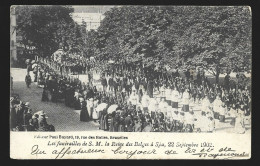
left=19, top=53, right=251, bottom=133
left=10, top=94, right=55, bottom=131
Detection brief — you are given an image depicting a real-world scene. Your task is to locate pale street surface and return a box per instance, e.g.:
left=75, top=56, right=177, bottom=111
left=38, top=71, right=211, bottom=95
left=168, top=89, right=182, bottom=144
left=10, top=68, right=251, bottom=133
left=11, top=68, right=100, bottom=132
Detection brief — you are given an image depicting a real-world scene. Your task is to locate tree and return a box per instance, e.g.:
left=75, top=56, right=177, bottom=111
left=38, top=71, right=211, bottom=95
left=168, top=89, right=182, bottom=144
left=16, top=5, right=75, bottom=57
left=83, top=6, right=251, bottom=82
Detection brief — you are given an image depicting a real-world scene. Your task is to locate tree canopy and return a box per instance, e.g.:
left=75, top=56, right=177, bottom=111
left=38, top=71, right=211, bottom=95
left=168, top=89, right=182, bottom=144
left=92, top=6, right=251, bottom=82
left=16, top=5, right=85, bottom=57
left=15, top=6, right=252, bottom=82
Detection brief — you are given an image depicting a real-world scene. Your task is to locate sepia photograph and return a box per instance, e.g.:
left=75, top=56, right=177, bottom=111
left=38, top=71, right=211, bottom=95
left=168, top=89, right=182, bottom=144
left=10, top=5, right=252, bottom=159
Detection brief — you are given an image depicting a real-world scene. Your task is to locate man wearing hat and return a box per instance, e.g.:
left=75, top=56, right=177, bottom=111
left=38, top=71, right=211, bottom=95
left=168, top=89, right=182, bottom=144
left=10, top=97, right=17, bottom=130
left=23, top=104, right=32, bottom=127
left=133, top=115, right=142, bottom=132
left=124, top=113, right=134, bottom=132
left=38, top=111, right=49, bottom=131
left=31, top=114, right=39, bottom=130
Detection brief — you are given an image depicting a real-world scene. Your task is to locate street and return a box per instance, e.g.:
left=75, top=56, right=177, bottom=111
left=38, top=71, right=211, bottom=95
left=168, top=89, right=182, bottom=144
left=11, top=68, right=100, bottom=132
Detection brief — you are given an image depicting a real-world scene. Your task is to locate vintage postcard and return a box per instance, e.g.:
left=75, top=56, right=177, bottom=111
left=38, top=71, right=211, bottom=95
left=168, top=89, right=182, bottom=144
left=10, top=5, right=251, bottom=159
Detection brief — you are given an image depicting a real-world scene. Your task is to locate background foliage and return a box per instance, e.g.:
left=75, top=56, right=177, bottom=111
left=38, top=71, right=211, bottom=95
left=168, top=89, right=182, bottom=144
left=16, top=6, right=252, bottom=82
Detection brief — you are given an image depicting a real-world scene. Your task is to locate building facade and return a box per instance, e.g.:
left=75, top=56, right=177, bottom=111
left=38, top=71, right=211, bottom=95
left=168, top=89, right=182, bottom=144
left=10, top=6, right=17, bottom=65
left=70, top=12, right=105, bottom=31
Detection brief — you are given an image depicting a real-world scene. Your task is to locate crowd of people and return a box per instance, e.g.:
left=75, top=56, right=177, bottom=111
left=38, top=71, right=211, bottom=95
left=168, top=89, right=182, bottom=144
left=21, top=52, right=251, bottom=133
left=10, top=94, right=55, bottom=131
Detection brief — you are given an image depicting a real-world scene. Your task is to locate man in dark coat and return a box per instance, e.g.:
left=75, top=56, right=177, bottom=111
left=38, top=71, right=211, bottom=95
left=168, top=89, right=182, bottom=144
left=38, top=111, right=49, bottom=131
left=133, top=116, right=142, bottom=132
left=27, top=119, right=36, bottom=131
left=86, top=88, right=95, bottom=100
left=147, top=79, right=154, bottom=98
left=134, top=78, right=140, bottom=93
left=79, top=98, right=89, bottom=122
left=109, top=111, right=117, bottom=132
left=25, top=73, right=32, bottom=88
left=224, top=73, right=231, bottom=92
left=31, top=114, right=39, bottom=130
left=33, top=64, right=38, bottom=82
left=10, top=98, right=17, bottom=130
left=108, top=77, right=114, bottom=92
left=101, top=77, right=108, bottom=92
left=23, top=107, right=33, bottom=127
left=122, top=76, right=127, bottom=90
left=100, top=108, right=109, bottom=131
left=42, top=86, right=49, bottom=102
left=16, top=102, right=25, bottom=129
left=124, top=113, right=133, bottom=132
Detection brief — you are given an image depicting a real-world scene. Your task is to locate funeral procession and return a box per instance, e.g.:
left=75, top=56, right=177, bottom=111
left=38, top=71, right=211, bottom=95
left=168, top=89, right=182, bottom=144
left=10, top=6, right=251, bottom=133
